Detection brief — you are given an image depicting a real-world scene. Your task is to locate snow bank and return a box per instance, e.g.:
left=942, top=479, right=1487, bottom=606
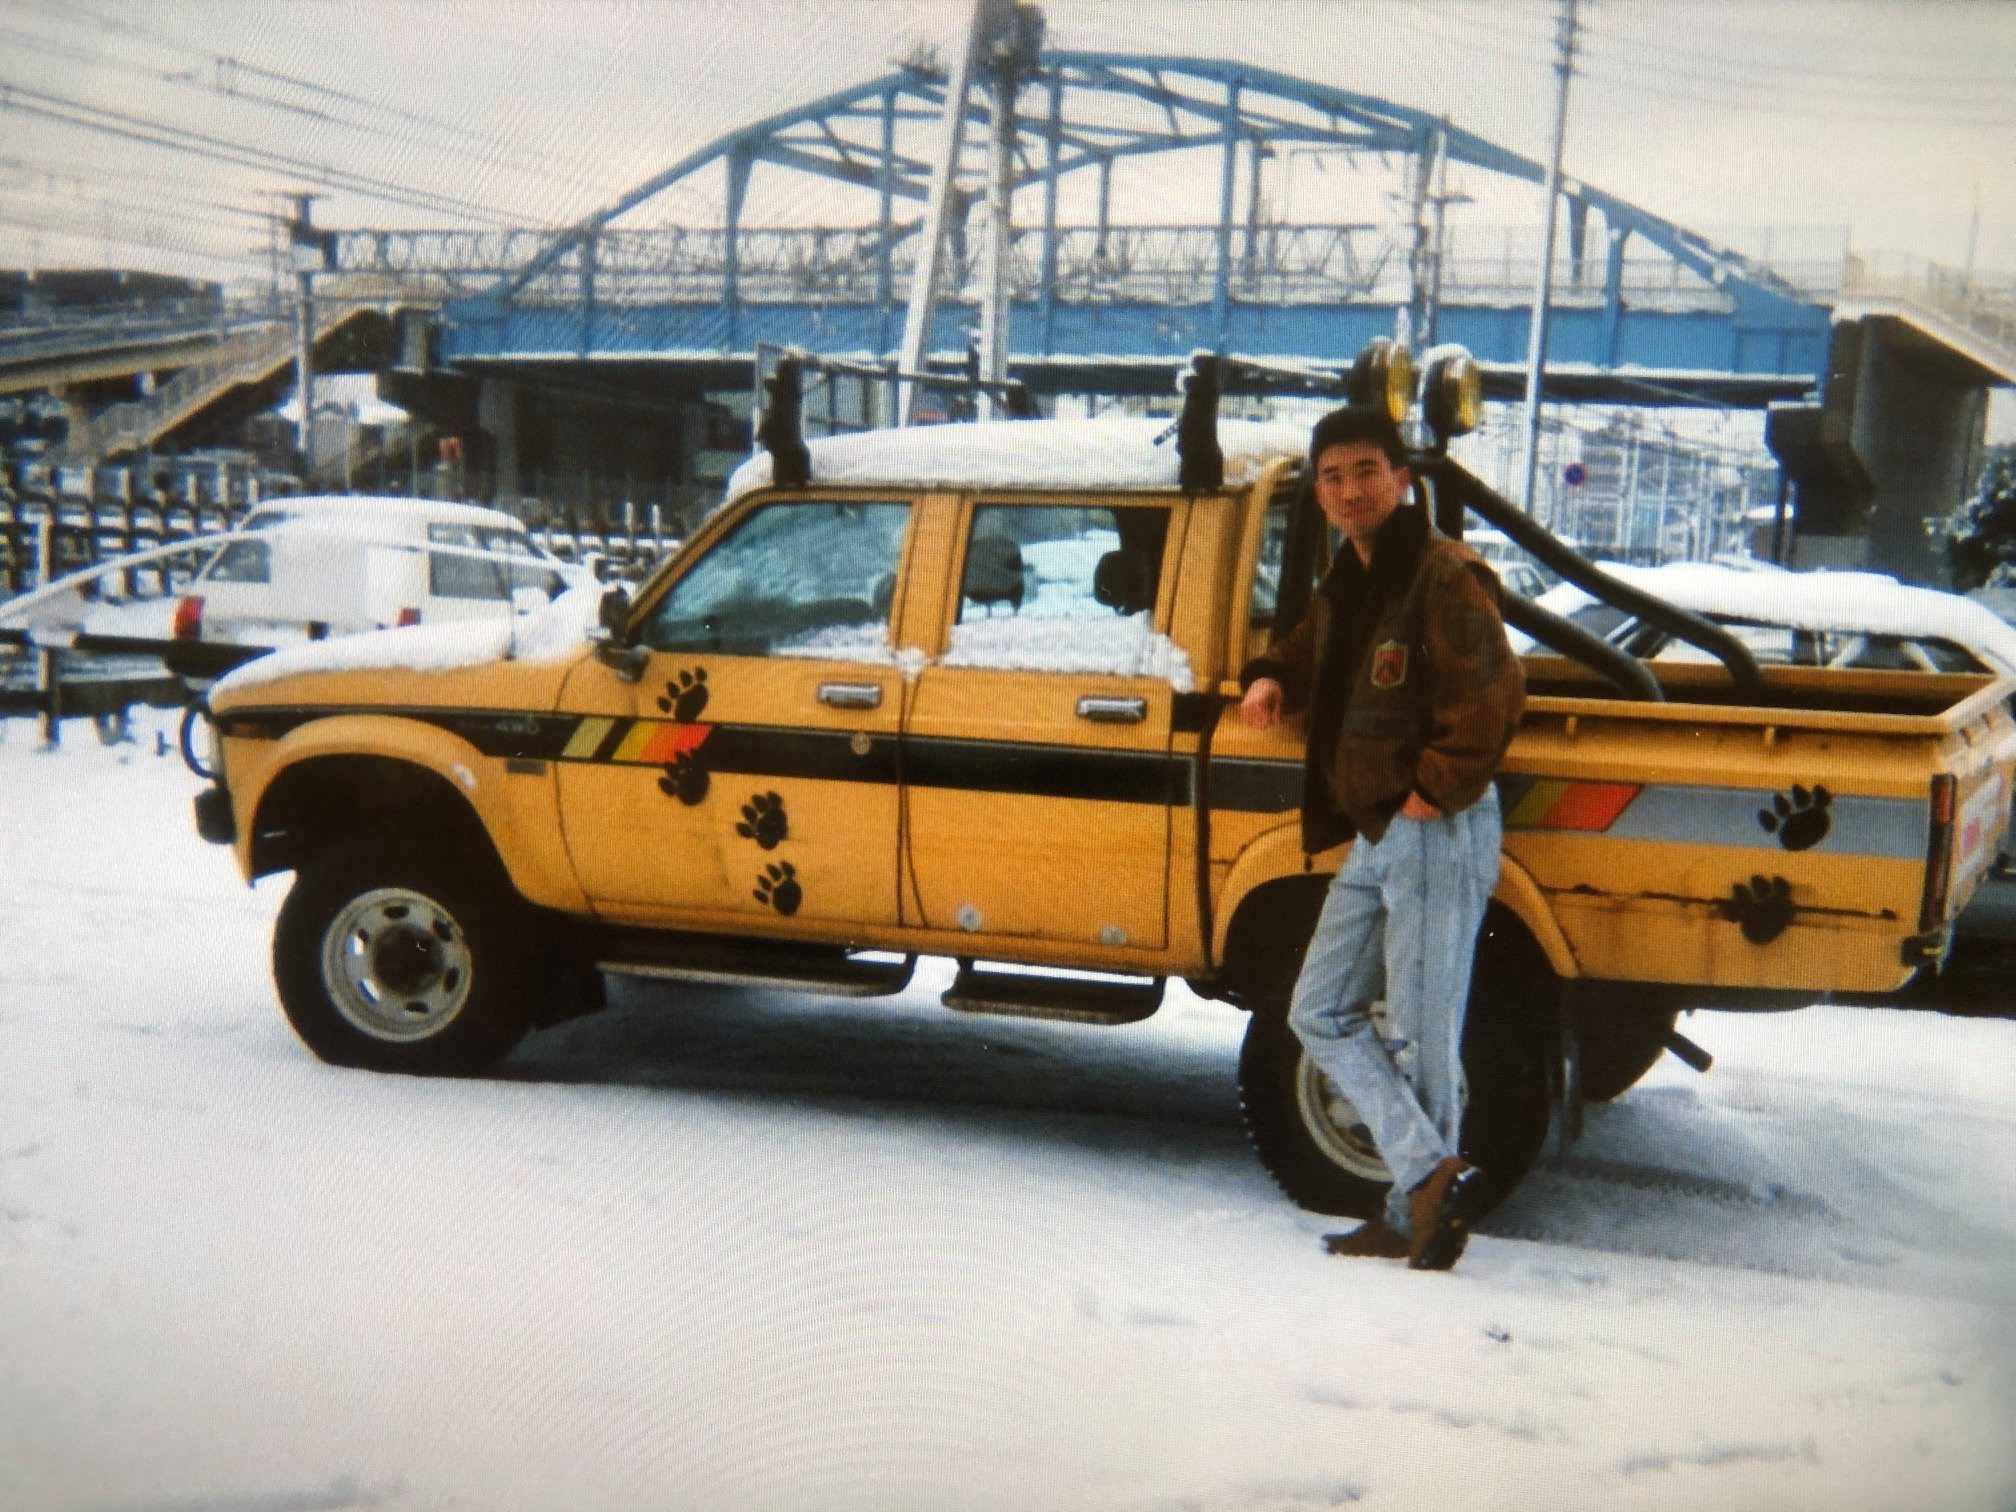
left=211, top=580, right=601, bottom=696
left=725, top=417, right=1312, bottom=502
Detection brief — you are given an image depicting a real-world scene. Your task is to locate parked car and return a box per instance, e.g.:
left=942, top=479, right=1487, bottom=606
left=167, top=496, right=587, bottom=651
left=1, top=494, right=589, bottom=657
left=1518, top=561, right=2016, bottom=677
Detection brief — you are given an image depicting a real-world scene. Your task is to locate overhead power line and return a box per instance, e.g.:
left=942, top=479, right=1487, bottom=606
left=0, top=80, right=523, bottom=223
left=3, top=0, right=590, bottom=192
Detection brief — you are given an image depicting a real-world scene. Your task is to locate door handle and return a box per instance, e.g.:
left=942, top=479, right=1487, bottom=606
left=1076, top=695, right=1147, bottom=724
left=818, top=682, right=883, bottom=710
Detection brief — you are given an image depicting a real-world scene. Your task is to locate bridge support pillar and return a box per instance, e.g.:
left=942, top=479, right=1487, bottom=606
left=1849, top=319, right=1990, bottom=585
left=478, top=377, right=522, bottom=501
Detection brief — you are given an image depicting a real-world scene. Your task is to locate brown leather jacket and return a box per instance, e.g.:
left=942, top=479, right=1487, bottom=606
left=1241, top=503, right=1525, bottom=851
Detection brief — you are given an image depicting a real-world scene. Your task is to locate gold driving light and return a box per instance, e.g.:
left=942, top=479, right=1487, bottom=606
left=1347, top=338, right=1415, bottom=425
left=1422, top=348, right=1484, bottom=439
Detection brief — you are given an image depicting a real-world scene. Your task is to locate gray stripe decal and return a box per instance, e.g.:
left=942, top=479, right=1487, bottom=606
left=1603, top=782, right=1927, bottom=860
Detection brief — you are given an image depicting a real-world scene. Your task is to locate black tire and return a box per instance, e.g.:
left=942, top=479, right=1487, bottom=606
left=273, top=834, right=538, bottom=1074
left=1236, top=903, right=1555, bottom=1220
left=1573, top=994, right=1679, bottom=1101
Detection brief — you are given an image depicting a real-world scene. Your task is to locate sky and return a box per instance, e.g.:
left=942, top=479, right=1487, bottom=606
left=1, top=0, right=2012, bottom=286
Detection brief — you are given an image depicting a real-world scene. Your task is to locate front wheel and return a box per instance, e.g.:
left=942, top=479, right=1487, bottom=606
left=1236, top=905, right=1555, bottom=1219
left=273, top=836, right=537, bottom=1074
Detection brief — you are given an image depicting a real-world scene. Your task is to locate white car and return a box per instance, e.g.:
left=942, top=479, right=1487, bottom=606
left=169, top=495, right=585, bottom=650
left=1, top=495, right=589, bottom=655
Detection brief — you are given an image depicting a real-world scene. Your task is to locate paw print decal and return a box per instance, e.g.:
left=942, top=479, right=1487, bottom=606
left=1759, top=784, right=1832, bottom=851
left=657, top=750, right=710, bottom=806
left=1722, top=874, right=1794, bottom=945
left=736, top=791, right=788, bottom=850
left=656, top=667, right=709, bottom=722
left=753, top=861, right=802, bottom=916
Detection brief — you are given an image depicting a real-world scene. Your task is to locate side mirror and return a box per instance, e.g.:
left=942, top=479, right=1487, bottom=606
left=593, top=583, right=632, bottom=642
left=592, top=584, right=647, bottom=682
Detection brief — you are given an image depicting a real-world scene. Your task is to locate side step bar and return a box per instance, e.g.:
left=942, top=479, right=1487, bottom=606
left=942, top=961, right=1164, bottom=1025
left=594, top=928, right=916, bottom=998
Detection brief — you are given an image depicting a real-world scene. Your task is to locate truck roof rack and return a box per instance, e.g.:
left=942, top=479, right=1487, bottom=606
left=754, top=346, right=1037, bottom=489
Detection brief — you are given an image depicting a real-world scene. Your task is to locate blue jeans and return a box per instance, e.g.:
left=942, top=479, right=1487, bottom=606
left=1287, top=789, right=1502, bottom=1236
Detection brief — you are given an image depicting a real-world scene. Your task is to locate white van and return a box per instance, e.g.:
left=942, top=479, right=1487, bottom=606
left=169, top=495, right=587, bottom=648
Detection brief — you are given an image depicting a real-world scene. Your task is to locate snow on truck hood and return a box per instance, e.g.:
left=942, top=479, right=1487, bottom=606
left=724, top=416, right=1313, bottom=502
left=210, top=581, right=603, bottom=698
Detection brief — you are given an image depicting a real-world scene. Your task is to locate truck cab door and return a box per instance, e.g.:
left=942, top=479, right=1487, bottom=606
left=555, top=497, right=916, bottom=932
left=900, top=498, right=1188, bottom=953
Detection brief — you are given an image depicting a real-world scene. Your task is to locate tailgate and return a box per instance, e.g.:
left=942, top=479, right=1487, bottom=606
left=1931, top=718, right=2016, bottom=928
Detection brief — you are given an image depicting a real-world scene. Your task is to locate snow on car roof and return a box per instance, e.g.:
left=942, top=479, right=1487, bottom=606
left=244, top=495, right=524, bottom=529
left=1536, top=561, right=2016, bottom=670
left=724, top=417, right=1313, bottom=502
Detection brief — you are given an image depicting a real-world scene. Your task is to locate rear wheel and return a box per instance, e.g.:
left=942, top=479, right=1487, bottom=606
left=1573, top=994, right=1679, bottom=1101
left=1236, top=904, right=1555, bottom=1219
left=273, top=835, right=538, bottom=1073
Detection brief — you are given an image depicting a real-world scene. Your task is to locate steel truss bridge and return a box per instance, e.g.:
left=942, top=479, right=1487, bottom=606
left=356, top=51, right=1858, bottom=407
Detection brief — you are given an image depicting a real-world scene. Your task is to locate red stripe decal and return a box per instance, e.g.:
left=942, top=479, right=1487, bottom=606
left=637, top=723, right=711, bottom=763
left=1539, top=781, right=1641, bottom=831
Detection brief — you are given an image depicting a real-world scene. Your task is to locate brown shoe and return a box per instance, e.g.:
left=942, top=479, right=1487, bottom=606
left=1407, top=1158, right=1486, bottom=1271
left=1321, top=1218, right=1411, bottom=1259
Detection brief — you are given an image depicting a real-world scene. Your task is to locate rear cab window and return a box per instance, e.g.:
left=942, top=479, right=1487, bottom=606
left=943, top=500, right=1179, bottom=679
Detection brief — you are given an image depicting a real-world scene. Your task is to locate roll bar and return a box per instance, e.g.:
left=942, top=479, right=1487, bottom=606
left=1414, top=454, right=1764, bottom=701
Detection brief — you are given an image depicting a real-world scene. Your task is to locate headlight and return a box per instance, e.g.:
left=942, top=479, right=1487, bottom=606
left=1347, top=338, right=1415, bottom=426
left=1422, top=347, right=1484, bottom=440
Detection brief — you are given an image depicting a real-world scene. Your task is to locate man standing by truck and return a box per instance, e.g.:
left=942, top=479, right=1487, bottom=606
left=1239, top=406, right=1524, bottom=1270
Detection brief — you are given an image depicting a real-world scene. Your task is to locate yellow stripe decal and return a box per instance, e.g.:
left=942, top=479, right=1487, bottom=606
left=612, top=721, right=661, bottom=763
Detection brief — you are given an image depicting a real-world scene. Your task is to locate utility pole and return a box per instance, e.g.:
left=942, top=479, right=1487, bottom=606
left=898, top=0, right=1020, bottom=426
left=976, top=7, right=1040, bottom=418
left=1519, top=0, right=1579, bottom=513
left=285, top=193, right=334, bottom=467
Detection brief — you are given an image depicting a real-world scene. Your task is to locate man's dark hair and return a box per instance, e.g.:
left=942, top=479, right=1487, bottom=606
left=1309, top=405, right=1409, bottom=469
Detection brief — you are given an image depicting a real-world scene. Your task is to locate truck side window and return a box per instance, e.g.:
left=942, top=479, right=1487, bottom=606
left=944, top=503, right=1178, bottom=678
left=639, top=500, right=910, bottom=657
left=204, top=538, right=270, bottom=584
left=1248, top=492, right=1292, bottom=632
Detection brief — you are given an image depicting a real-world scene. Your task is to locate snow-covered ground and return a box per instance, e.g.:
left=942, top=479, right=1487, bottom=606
left=3, top=710, right=2013, bottom=1512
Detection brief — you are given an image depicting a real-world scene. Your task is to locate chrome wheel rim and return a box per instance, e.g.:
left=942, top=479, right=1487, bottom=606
left=1294, top=1054, right=1393, bottom=1184
left=320, top=886, right=473, bottom=1042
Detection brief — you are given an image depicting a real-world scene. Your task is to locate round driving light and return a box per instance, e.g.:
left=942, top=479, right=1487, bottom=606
left=1347, top=338, right=1416, bottom=425
left=1422, top=348, right=1484, bottom=439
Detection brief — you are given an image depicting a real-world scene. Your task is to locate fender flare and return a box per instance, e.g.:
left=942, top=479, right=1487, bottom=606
left=1211, top=821, right=1577, bottom=980
left=1490, top=851, right=1579, bottom=979
left=239, top=713, right=584, bottom=912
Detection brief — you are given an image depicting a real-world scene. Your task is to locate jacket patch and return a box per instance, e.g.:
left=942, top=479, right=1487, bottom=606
left=1369, top=640, right=1408, bottom=689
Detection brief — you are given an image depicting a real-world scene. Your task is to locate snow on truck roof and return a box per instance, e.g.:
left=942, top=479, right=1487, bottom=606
left=724, top=417, right=1315, bottom=502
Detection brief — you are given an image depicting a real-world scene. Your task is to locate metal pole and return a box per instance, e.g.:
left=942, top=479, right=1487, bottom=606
left=289, top=192, right=319, bottom=466
left=977, top=54, right=1016, bottom=418
left=1519, top=0, right=1578, bottom=512
left=898, top=0, right=1014, bottom=425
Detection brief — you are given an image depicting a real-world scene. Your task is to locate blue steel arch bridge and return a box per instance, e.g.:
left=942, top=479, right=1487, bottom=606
left=385, top=49, right=1837, bottom=405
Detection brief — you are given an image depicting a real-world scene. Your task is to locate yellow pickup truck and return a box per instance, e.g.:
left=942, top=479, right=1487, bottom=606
left=193, top=345, right=2016, bottom=1220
